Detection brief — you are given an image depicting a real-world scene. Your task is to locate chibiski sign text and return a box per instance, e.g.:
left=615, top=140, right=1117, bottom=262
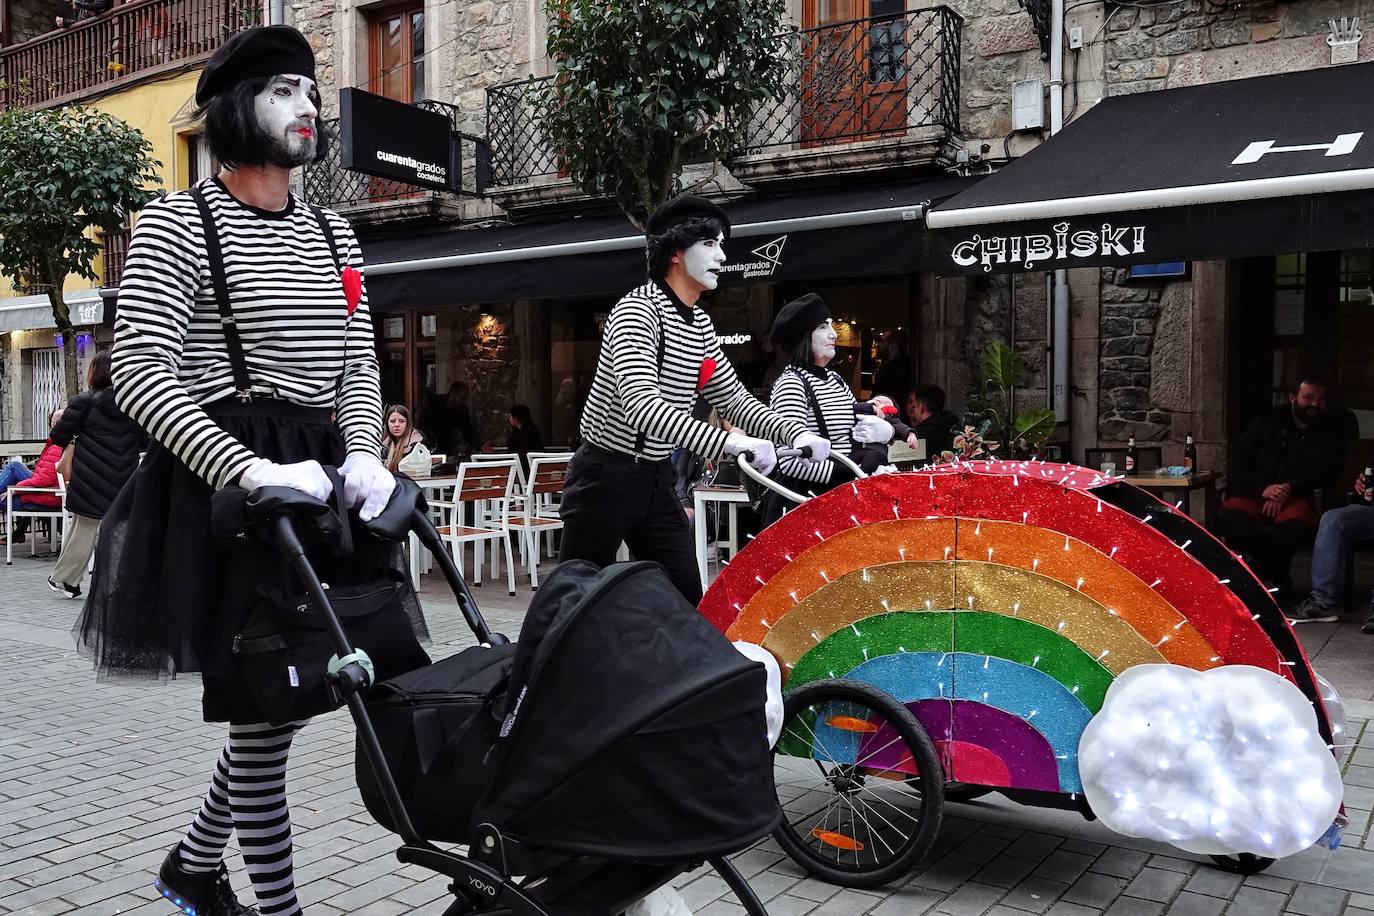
left=950, top=220, right=1147, bottom=272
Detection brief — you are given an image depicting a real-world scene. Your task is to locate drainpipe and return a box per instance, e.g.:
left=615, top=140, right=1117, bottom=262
left=270, top=0, right=284, bottom=25
left=1048, top=0, right=1071, bottom=423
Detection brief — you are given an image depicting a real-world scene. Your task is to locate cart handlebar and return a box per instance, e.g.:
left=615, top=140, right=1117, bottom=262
left=736, top=445, right=867, bottom=505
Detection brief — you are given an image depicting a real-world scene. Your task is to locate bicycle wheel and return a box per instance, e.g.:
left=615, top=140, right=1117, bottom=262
left=772, top=678, right=944, bottom=887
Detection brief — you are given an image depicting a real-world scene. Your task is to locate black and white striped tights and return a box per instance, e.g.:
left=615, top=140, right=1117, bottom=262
left=177, top=720, right=311, bottom=916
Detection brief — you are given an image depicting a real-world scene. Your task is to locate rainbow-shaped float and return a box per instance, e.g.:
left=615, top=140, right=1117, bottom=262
left=702, top=461, right=1335, bottom=796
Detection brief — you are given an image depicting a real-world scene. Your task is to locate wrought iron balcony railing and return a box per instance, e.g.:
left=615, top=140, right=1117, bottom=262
left=1, top=0, right=265, bottom=109
left=302, top=100, right=487, bottom=211
left=484, top=6, right=962, bottom=189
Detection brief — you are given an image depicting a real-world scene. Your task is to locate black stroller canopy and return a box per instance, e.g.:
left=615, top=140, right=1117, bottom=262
left=474, top=561, right=780, bottom=862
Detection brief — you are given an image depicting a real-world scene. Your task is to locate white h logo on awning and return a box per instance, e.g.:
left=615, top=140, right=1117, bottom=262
left=1233, top=132, right=1364, bottom=164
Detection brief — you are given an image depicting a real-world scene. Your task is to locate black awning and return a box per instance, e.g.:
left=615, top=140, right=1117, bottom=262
left=926, top=62, right=1374, bottom=275
left=362, top=175, right=976, bottom=308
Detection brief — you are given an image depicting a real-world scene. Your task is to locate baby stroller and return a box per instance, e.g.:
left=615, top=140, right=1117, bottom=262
left=240, top=475, right=778, bottom=916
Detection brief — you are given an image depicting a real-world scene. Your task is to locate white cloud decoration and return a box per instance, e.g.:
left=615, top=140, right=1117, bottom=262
left=1079, top=664, right=1343, bottom=859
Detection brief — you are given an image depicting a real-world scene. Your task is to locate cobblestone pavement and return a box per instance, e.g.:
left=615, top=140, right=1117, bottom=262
left=4, top=550, right=1374, bottom=916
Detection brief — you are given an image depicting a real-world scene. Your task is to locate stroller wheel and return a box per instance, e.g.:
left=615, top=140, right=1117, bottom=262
left=772, top=679, right=943, bottom=888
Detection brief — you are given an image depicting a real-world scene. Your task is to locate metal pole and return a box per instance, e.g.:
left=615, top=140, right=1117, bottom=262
left=270, top=0, right=284, bottom=26
left=1049, top=0, right=1070, bottom=423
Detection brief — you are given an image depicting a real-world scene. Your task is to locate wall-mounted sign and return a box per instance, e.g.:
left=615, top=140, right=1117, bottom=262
left=339, top=88, right=457, bottom=193
left=74, top=299, right=103, bottom=326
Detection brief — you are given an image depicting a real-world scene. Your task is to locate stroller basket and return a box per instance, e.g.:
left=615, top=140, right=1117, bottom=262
left=249, top=476, right=777, bottom=916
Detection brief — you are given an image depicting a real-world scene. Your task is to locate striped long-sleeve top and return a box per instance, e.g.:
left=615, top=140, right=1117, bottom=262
left=579, top=281, right=807, bottom=461
left=111, top=178, right=383, bottom=489
left=770, top=365, right=858, bottom=485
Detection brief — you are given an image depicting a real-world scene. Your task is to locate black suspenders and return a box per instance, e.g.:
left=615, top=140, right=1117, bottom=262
left=789, top=366, right=830, bottom=441
left=189, top=186, right=340, bottom=403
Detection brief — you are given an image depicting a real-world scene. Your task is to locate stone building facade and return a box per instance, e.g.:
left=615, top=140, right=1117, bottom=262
left=295, top=0, right=1371, bottom=471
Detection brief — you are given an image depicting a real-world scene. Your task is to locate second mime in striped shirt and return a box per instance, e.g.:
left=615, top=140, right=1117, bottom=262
left=560, top=194, right=831, bottom=603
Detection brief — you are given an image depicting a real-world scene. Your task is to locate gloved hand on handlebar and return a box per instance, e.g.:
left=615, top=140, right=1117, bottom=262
left=340, top=452, right=397, bottom=522
left=792, top=432, right=831, bottom=463
left=239, top=457, right=332, bottom=502
left=724, top=432, right=777, bottom=476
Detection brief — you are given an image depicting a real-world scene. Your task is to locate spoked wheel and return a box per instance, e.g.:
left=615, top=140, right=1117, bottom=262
left=772, top=679, right=944, bottom=888
left=1208, top=853, right=1275, bottom=875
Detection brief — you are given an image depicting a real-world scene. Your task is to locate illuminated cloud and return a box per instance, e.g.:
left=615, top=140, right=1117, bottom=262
left=1079, top=664, right=1342, bottom=858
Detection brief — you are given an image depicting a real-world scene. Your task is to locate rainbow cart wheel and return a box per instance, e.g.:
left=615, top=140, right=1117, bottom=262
left=772, top=679, right=945, bottom=887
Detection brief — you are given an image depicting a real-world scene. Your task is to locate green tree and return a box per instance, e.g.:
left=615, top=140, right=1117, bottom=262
left=0, top=101, right=161, bottom=399
left=537, top=0, right=790, bottom=227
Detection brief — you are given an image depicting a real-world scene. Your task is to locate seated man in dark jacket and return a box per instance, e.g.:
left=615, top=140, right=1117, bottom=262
left=1215, top=375, right=1347, bottom=595
left=905, top=384, right=960, bottom=460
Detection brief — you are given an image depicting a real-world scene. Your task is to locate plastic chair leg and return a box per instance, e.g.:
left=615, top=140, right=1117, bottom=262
left=504, top=535, right=515, bottom=596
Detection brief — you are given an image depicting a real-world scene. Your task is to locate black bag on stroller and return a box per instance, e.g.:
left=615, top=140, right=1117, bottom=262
left=358, top=559, right=780, bottom=861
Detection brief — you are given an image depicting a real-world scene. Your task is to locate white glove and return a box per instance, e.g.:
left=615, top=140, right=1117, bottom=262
left=851, top=416, right=894, bottom=445
left=240, top=458, right=331, bottom=502
left=793, top=432, right=832, bottom=462
left=340, top=452, right=396, bottom=522
left=723, top=432, right=777, bottom=476
left=733, top=642, right=784, bottom=748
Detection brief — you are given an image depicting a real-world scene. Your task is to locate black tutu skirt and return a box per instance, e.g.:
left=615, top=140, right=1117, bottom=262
left=75, top=397, right=427, bottom=723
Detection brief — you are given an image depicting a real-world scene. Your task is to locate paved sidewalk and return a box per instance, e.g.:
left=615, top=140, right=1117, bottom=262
left=3, top=553, right=1374, bottom=916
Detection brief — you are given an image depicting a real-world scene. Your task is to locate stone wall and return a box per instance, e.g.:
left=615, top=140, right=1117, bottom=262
left=1105, top=0, right=1374, bottom=93
left=7, top=0, right=67, bottom=46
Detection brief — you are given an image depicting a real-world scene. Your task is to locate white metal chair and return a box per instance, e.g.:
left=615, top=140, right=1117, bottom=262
left=6, top=473, right=68, bottom=565
left=430, top=459, right=518, bottom=595
left=508, top=455, right=571, bottom=589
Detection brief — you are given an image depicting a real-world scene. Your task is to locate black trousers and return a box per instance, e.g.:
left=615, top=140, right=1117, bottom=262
left=558, top=445, right=702, bottom=605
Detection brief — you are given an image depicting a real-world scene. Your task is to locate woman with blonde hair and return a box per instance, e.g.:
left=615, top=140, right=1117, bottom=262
left=382, top=404, right=431, bottom=477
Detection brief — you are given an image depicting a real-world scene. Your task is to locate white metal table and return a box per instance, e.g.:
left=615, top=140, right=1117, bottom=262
left=693, top=485, right=751, bottom=590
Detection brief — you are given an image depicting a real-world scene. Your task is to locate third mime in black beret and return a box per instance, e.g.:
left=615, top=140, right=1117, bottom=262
left=196, top=25, right=317, bottom=107
left=770, top=293, right=832, bottom=352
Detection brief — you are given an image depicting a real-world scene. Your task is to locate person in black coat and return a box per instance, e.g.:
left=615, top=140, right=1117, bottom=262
left=47, top=350, right=146, bottom=598
left=1215, top=375, right=1347, bottom=594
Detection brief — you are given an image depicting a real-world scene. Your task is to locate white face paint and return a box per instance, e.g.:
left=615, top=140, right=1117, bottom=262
left=811, top=319, right=837, bottom=365
left=253, top=74, right=319, bottom=168
left=682, top=233, right=727, bottom=290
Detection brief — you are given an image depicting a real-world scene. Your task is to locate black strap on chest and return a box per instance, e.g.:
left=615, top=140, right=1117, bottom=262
left=189, top=186, right=341, bottom=403
left=632, top=315, right=669, bottom=455
left=788, top=366, right=830, bottom=441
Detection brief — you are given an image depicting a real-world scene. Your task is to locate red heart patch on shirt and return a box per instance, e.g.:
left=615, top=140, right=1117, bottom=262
left=697, top=357, right=717, bottom=392
left=342, top=266, right=364, bottom=316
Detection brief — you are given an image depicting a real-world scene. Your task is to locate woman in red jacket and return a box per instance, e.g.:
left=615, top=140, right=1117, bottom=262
left=0, top=410, right=66, bottom=544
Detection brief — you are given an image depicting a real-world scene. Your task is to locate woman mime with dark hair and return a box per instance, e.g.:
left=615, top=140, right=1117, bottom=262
left=75, top=26, right=397, bottom=916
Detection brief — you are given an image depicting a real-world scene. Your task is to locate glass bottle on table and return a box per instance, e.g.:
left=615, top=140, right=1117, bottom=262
left=1183, top=434, right=1197, bottom=474
left=1125, top=436, right=1139, bottom=476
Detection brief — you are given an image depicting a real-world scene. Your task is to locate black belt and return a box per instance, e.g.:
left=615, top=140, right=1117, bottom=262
left=580, top=442, right=669, bottom=466
left=202, top=396, right=333, bottom=424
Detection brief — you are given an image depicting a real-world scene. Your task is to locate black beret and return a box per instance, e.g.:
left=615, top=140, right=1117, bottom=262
left=196, top=26, right=317, bottom=107
left=645, top=194, right=731, bottom=239
left=770, top=294, right=831, bottom=352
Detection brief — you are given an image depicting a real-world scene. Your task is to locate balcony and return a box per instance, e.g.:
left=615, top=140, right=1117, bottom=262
left=484, top=6, right=962, bottom=197
left=301, top=100, right=487, bottom=227
left=0, top=0, right=264, bottom=109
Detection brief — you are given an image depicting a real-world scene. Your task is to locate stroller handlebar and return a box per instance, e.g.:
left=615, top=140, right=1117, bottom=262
left=735, top=445, right=868, bottom=506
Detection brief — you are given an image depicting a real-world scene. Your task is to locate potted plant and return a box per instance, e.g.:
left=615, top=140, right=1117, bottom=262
left=942, top=342, right=1058, bottom=463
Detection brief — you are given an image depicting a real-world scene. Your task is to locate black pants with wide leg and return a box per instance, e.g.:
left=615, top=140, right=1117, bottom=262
left=558, top=444, right=703, bottom=605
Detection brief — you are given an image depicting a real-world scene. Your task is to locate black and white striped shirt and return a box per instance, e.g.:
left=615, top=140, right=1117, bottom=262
left=580, top=281, right=807, bottom=461
left=111, top=178, right=382, bottom=489
left=770, top=365, right=857, bottom=484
